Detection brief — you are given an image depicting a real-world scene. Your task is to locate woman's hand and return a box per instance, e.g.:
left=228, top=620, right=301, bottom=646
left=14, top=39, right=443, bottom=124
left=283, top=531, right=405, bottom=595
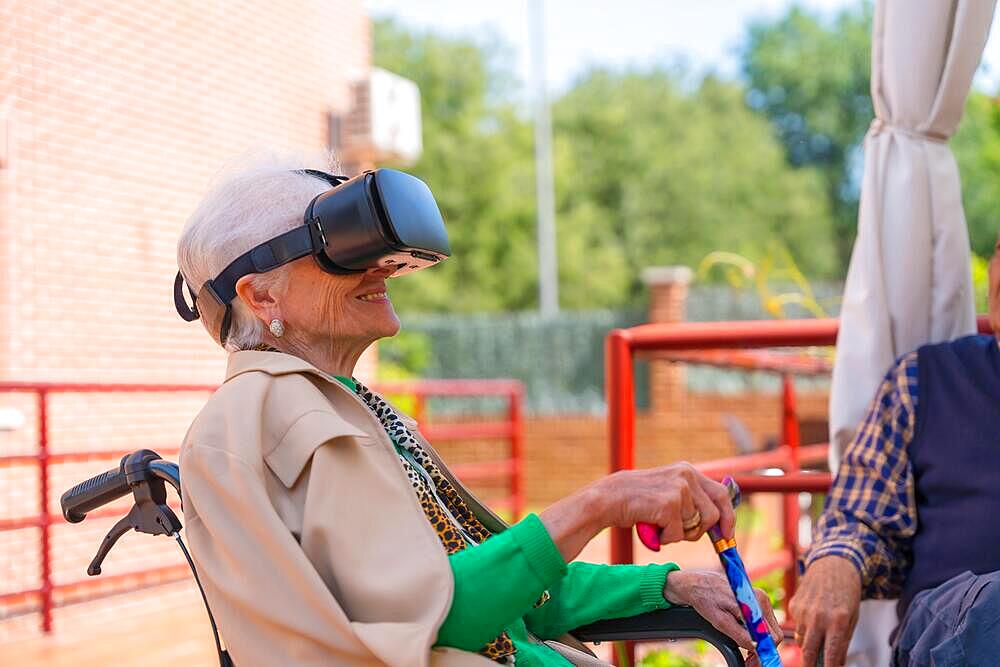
left=539, top=462, right=735, bottom=562
left=595, top=463, right=735, bottom=543
left=664, top=569, right=782, bottom=667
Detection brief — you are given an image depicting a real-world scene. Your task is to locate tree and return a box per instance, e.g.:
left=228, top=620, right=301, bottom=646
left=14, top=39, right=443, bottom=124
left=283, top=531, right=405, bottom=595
left=953, top=92, right=1000, bottom=258
left=373, top=18, right=540, bottom=313
left=374, top=20, right=838, bottom=312
left=741, top=2, right=874, bottom=268
left=553, top=69, right=836, bottom=307
left=743, top=1, right=1000, bottom=267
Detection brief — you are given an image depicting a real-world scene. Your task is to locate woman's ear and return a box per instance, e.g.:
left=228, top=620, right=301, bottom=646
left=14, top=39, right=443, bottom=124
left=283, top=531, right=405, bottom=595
left=235, top=275, right=281, bottom=324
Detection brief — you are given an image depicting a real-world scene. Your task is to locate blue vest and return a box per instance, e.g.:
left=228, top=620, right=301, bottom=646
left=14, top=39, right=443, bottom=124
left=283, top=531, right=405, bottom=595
left=900, top=335, right=1000, bottom=616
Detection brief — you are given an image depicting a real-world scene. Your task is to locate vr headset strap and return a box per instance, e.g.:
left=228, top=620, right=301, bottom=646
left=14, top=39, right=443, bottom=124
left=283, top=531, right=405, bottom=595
left=173, top=271, right=201, bottom=322
left=297, top=169, right=347, bottom=187
left=201, top=225, right=321, bottom=345
left=172, top=169, right=348, bottom=345
left=205, top=226, right=317, bottom=305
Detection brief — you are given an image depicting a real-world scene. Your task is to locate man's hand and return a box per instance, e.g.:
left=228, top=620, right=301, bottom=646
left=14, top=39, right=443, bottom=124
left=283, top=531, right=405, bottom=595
left=789, top=556, right=862, bottom=667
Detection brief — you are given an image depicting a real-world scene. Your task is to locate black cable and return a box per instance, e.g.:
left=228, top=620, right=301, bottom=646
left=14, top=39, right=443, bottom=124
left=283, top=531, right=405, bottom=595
left=175, top=533, right=234, bottom=667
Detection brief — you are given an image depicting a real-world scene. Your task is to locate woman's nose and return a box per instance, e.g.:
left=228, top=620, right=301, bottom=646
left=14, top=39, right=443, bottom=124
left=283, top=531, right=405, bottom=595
left=366, top=265, right=397, bottom=278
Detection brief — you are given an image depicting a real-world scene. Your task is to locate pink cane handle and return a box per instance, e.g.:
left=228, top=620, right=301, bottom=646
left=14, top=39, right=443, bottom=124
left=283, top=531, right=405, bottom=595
left=635, top=477, right=741, bottom=552
left=636, top=522, right=661, bottom=551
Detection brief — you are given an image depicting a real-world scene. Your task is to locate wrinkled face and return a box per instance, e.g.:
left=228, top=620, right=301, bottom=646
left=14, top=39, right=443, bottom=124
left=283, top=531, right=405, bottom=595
left=280, top=258, right=400, bottom=347
left=989, top=231, right=1000, bottom=337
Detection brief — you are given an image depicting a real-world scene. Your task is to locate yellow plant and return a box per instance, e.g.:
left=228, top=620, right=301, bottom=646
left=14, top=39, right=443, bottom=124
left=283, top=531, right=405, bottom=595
left=697, top=244, right=836, bottom=319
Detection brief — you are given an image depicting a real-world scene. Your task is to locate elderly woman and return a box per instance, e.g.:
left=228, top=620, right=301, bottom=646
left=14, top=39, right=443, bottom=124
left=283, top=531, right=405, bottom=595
left=174, top=161, right=780, bottom=667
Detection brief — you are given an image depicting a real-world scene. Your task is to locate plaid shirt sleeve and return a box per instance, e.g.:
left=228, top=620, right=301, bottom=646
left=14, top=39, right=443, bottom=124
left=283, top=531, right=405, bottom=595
left=803, top=351, right=919, bottom=599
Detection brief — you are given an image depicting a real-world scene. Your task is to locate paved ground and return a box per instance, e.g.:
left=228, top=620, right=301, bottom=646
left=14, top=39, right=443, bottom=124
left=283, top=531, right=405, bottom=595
left=2, top=581, right=218, bottom=666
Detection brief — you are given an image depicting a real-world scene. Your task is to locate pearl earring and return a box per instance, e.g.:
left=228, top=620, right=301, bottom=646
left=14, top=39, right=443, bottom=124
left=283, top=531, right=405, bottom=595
left=269, top=319, right=285, bottom=338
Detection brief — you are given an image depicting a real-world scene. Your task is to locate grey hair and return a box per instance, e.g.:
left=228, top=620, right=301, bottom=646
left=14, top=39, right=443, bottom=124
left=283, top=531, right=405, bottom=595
left=177, top=154, right=333, bottom=351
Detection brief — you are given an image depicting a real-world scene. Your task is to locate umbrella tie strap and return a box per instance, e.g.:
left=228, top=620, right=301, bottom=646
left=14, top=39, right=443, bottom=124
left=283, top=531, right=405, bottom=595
left=869, top=118, right=948, bottom=143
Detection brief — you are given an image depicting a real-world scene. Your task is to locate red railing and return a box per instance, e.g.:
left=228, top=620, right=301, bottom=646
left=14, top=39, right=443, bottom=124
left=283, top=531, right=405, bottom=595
left=606, top=316, right=993, bottom=662
left=0, top=378, right=524, bottom=634
left=606, top=318, right=841, bottom=570
left=378, top=379, right=526, bottom=519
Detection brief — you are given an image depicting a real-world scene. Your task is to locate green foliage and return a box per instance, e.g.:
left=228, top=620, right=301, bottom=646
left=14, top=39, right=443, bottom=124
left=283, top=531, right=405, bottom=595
left=373, top=19, right=838, bottom=313
left=742, top=1, right=874, bottom=268
left=698, top=243, right=838, bottom=319
left=743, top=2, right=1000, bottom=270
left=378, top=330, right=432, bottom=415
left=753, top=567, right=786, bottom=609
left=953, top=93, right=1000, bottom=259
left=554, top=70, right=837, bottom=306
left=374, top=18, right=539, bottom=313
left=971, top=253, right=990, bottom=314
left=378, top=330, right=432, bottom=378
left=375, top=9, right=999, bottom=314
left=640, top=644, right=705, bottom=667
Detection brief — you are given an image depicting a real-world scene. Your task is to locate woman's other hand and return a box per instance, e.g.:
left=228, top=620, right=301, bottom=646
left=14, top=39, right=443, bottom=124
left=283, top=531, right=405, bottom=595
left=664, top=569, right=782, bottom=667
left=539, top=462, right=735, bottom=562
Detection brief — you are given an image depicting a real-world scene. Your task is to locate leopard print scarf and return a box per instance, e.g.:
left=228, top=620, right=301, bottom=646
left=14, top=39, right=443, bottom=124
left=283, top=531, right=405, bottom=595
left=353, top=381, right=548, bottom=663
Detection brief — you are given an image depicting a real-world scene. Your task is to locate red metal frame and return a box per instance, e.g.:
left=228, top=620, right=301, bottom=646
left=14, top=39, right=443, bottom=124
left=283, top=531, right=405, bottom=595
left=607, top=316, right=993, bottom=661
left=0, top=378, right=524, bottom=634
left=376, top=379, right=525, bottom=518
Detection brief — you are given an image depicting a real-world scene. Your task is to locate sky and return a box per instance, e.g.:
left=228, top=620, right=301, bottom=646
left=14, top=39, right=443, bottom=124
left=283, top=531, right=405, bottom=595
left=364, top=0, right=1000, bottom=95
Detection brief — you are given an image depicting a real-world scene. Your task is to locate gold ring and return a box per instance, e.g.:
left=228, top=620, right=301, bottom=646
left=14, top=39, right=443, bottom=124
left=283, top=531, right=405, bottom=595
left=681, top=511, right=702, bottom=531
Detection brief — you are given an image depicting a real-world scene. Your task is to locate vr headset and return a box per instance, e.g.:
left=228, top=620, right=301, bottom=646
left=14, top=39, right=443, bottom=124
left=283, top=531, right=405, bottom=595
left=174, top=168, right=450, bottom=345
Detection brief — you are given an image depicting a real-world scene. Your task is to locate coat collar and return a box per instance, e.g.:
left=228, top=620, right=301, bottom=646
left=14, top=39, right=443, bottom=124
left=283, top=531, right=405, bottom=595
left=224, top=350, right=420, bottom=429
left=226, top=349, right=329, bottom=382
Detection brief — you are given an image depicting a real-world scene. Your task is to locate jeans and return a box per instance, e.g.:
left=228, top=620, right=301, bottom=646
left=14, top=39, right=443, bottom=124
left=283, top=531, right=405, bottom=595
left=891, top=570, right=1000, bottom=666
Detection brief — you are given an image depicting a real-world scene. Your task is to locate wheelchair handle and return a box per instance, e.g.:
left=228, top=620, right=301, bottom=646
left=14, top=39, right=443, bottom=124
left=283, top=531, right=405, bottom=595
left=61, top=465, right=129, bottom=523
left=60, top=449, right=164, bottom=523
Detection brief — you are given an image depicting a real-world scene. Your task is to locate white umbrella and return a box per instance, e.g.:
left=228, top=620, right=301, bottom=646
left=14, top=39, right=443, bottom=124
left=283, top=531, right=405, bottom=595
left=829, top=1, right=996, bottom=664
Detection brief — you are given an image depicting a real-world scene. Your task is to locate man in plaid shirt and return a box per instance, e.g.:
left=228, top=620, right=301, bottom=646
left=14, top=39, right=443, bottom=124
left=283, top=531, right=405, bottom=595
left=790, top=240, right=1000, bottom=667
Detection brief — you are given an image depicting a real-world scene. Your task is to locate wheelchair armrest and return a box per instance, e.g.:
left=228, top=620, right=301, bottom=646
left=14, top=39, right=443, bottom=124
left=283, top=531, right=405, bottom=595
left=571, top=606, right=745, bottom=667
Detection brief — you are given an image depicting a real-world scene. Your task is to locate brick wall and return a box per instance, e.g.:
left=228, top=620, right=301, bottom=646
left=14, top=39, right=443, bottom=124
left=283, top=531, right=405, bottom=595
left=433, top=389, right=830, bottom=508
left=0, top=0, right=372, bottom=385
left=0, top=1, right=373, bottom=631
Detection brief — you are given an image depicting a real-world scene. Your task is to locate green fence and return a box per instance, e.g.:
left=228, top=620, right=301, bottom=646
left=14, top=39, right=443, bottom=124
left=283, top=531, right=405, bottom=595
left=395, top=283, right=842, bottom=415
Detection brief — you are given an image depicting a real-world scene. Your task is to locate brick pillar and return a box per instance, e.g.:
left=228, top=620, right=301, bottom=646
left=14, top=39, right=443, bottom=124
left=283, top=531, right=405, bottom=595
left=643, top=266, right=692, bottom=414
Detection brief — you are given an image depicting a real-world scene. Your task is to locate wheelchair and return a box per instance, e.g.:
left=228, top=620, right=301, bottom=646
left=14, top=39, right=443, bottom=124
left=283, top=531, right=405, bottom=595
left=60, top=449, right=746, bottom=667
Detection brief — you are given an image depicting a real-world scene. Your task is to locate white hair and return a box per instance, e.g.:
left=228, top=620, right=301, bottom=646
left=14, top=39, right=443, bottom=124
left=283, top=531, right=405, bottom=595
left=177, top=154, right=334, bottom=351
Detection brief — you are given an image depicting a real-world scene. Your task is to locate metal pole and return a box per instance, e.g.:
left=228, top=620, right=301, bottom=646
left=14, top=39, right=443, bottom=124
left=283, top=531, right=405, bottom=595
left=527, top=0, right=559, bottom=316
left=781, top=374, right=802, bottom=612
left=38, top=389, right=52, bottom=633
left=509, top=387, right=525, bottom=522
left=607, top=330, right=635, bottom=565
left=607, top=330, right=637, bottom=667
left=413, top=391, right=426, bottom=426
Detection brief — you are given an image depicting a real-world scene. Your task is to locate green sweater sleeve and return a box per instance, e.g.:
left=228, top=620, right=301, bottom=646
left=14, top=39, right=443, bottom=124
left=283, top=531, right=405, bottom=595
left=435, top=513, right=568, bottom=651
left=523, top=560, right=679, bottom=640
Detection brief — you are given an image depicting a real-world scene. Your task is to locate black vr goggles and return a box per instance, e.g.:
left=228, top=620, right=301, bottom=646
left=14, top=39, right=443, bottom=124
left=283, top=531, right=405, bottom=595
left=174, top=168, right=450, bottom=345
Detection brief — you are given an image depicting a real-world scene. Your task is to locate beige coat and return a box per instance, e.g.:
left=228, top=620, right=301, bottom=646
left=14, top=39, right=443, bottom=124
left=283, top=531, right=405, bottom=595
left=180, top=351, right=590, bottom=667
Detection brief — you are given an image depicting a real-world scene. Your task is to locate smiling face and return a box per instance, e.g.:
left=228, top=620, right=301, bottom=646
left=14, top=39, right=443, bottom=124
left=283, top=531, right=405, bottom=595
left=280, top=258, right=401, bottom=348
left=234, top=254, right=402, bottom=374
